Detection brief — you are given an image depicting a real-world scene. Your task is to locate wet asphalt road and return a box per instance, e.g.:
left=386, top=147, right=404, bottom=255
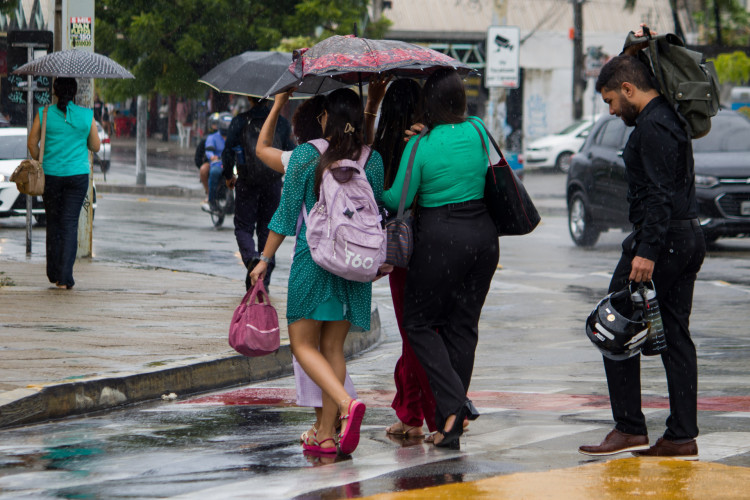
left=2, top=170, right=750, bottom=498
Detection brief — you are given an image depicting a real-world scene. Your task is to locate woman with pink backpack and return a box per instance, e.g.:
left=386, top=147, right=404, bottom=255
left=249, top=88, right=386, bottom=456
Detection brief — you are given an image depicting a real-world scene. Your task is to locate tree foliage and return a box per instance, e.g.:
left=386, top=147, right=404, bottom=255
left=693, top=0, right=750, bottom=45
left=0, top=0, right=18, bottom=16
left=96, top=0, right=390, bottom=101
left=711, top=51, right=750, bottom=85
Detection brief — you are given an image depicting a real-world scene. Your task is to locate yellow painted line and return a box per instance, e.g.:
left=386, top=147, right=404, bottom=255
left=364, top=458, right=750, bottom=500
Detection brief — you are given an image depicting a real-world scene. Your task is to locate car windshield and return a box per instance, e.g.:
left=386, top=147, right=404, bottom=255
left=693, top=113, right=750, bottom=152
left=0, top=135, right=28, bottom=160
left=557, top=120, right=589, bottom=135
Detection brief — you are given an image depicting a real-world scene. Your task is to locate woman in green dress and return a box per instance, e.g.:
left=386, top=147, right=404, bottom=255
left=250, top=88, right=385, bottom=456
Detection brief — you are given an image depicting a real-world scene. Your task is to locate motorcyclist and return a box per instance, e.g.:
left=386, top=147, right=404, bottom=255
left=202, top=112, right=232, bottom=212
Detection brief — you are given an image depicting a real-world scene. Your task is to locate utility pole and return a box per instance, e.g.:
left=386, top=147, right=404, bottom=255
left=572, top=0, right=585, bottom=120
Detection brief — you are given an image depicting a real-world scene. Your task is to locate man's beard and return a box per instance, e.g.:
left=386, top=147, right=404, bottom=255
left=620, top=100, right=639, bottom=127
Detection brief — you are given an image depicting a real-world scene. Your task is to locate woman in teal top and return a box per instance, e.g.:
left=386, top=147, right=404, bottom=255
left=27, top=77, right=100, bottom=290
left=382, top=68, right=499, bottom=450
left=250, top=89, right=385, bottom=456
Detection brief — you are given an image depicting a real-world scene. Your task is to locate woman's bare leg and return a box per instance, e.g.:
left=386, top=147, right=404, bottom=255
left=290, top=319, right=352, bottom=448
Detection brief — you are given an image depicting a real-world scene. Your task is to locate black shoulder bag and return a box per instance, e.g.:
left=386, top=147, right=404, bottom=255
left=467, top=118, right=541, bottom=236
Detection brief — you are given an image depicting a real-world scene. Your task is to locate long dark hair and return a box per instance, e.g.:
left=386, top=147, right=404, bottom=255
left=315, top=88, right=365, bottom=198
left=420, top=68, right=466, bottom=130
left=53, top=77, right=77, bottom=113
left=372, top=79, right=421, bottom=190
left=292, top=95, right=325, bottom=143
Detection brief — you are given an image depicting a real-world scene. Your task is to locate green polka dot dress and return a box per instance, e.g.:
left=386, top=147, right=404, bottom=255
left=268, top=142, right=384, bottom=330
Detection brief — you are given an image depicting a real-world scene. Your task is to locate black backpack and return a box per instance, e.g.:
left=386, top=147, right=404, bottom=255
left=624, top=27, right=720, bottom=139
left=194, top=138, right=207, bottom=168
left=239, top=115, right=284, bottom=186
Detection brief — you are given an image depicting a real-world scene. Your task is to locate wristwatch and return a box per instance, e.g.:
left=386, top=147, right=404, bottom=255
left=259, top=253, right=272, bottom=264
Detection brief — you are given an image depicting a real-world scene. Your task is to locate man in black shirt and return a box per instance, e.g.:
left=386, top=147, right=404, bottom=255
left=222, top=98, right=295, bottom=290
left=579, top=55, right=706, bottom=460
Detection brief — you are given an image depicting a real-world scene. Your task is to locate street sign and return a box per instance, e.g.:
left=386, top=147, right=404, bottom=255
left=485, top=26, right=520, bottom=89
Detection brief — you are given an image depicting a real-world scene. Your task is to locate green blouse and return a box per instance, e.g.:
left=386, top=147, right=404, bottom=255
left=382, top=116, right=490, bottom=211
left=268, top=142, right=384, bottom=330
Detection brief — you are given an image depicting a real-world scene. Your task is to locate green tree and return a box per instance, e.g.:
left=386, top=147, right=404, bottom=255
left=693, top=0, right=750, bottom=45
left=0, top=0, right=19, bottom=16
left=711, top=51, right=750, bottom=85
left=95, top=0, right=390, bottom=102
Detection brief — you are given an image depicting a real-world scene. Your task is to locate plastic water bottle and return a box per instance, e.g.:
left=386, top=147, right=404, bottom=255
left=632, top=282, right=668, bottom=356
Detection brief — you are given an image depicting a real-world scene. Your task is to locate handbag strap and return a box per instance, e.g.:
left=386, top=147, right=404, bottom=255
left=39, top=105, right=49, bottom=164
left=246, top=278, right=271, bottom=306
left=466, top=117, right=507, bottom=167
left=396, top=127, right=428, bottom=218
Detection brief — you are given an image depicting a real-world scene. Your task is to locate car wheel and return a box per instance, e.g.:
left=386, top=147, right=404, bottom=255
left=555, top=152, right=573, bottom=173
left=568, top=191, right=600, bottom=247
left=34, top=214, right=46, bottom=226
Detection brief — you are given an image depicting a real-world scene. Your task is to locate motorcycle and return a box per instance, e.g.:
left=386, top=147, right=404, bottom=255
left=201, top=149, right=235, bottom=228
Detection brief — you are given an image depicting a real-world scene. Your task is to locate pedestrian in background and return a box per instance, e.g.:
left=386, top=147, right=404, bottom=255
left=579, top=50, right=705, bottom=460
left=222, top=97, right=295, bottom=291
left=249, top=88, right=385, bottom=456
left=26, top=77, right=101, bottom=290
left=367, top=77, right=438, bottom=440
left=382, top=68, right=499, bottom=449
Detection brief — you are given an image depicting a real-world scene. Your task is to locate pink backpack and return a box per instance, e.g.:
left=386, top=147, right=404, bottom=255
left=303, top=139, right=386, bottom=282
left=229, top=280, right=280, bottom=357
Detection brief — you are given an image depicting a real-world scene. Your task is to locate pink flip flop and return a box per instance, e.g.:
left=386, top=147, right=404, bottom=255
left=302, top=436, right=337, bottom=455
left=338, top=399, right=366, bottom=455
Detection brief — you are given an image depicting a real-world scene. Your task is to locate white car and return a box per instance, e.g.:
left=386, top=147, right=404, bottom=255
left=524, top=117, right=598, bottom=172
left=94, top=120, right=111, bottom=175
left=0, top=127, right=96, bottom=225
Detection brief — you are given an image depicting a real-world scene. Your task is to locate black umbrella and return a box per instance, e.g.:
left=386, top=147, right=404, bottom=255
left=12, top=49, right=134, bottom=79
left=200, top=51, right=347, bottom=98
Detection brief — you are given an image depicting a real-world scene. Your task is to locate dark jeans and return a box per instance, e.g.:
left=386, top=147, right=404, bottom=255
left=234, top=177, right=282, bottom=289
left=605, top=222, right=706, bottom=440
left=43, top=174, right=89, bottom=288
left=403, top=200, right=499, bottom=431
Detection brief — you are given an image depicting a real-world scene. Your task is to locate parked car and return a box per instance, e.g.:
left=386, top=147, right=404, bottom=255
left=524, top=116, right=598, bottom=172
left=0, top=127, right=96, bottom=225
left=94, top=120, right=111, bottom=175
left=566, top=108, right=750, bottom=247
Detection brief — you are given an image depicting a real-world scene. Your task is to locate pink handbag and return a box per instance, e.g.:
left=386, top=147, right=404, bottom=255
left=229, top=280, right=280, bottom=357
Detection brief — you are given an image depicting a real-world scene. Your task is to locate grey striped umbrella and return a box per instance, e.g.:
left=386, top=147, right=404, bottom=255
left=12, top=49, right=134, bottom=79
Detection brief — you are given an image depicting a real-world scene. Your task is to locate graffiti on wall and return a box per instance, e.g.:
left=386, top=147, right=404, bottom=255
left=526, top=93, right=548, bottom=139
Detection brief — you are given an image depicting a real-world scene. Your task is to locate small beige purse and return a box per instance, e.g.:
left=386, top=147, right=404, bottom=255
left=10, top=106, right=48, bottom=196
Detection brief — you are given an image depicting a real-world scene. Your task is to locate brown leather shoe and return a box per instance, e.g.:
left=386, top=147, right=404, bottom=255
left=579, top=429, right=649, bottom=456
left=632, top=437, right=698, bottom=460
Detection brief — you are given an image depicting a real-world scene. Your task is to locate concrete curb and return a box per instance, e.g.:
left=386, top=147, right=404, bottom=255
left=0, top=309, right=381, bottom=429
left=97, top=183, right=204, bottom=198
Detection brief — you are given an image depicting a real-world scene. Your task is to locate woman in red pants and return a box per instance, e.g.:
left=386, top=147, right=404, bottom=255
left=367, top=78, right=437, bottom=439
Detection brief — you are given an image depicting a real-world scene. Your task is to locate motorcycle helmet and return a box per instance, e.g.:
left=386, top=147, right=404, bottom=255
left=217, top=112, right=232, bottom=134
left=585, top=288, right=649, bottom=361
left=208, top=112, right=222, bottom=131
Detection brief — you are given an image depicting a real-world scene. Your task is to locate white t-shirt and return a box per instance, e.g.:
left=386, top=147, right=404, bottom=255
left=280, top=150, right=293, bottom=171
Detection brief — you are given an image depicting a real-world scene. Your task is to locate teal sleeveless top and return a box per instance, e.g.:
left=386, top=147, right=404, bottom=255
left=39, top=103, right=93, bottom=176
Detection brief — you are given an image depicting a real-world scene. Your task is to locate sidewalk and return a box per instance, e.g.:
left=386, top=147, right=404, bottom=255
left=0, top=149, right=382, bottom=428
left=0, top=258, right=381, bottom=429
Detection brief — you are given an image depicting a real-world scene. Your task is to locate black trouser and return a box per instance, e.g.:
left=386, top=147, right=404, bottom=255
left=43, top=174, right=89, bottom=288
left=234, top=177, right=282, bottom=289
left=605, top=220, right=705, bottom=440
left=403, top=200, right=499, bottom=431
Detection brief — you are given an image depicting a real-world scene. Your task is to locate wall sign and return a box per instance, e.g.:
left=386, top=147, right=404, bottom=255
left=485, top=26, right=520, bottom=89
